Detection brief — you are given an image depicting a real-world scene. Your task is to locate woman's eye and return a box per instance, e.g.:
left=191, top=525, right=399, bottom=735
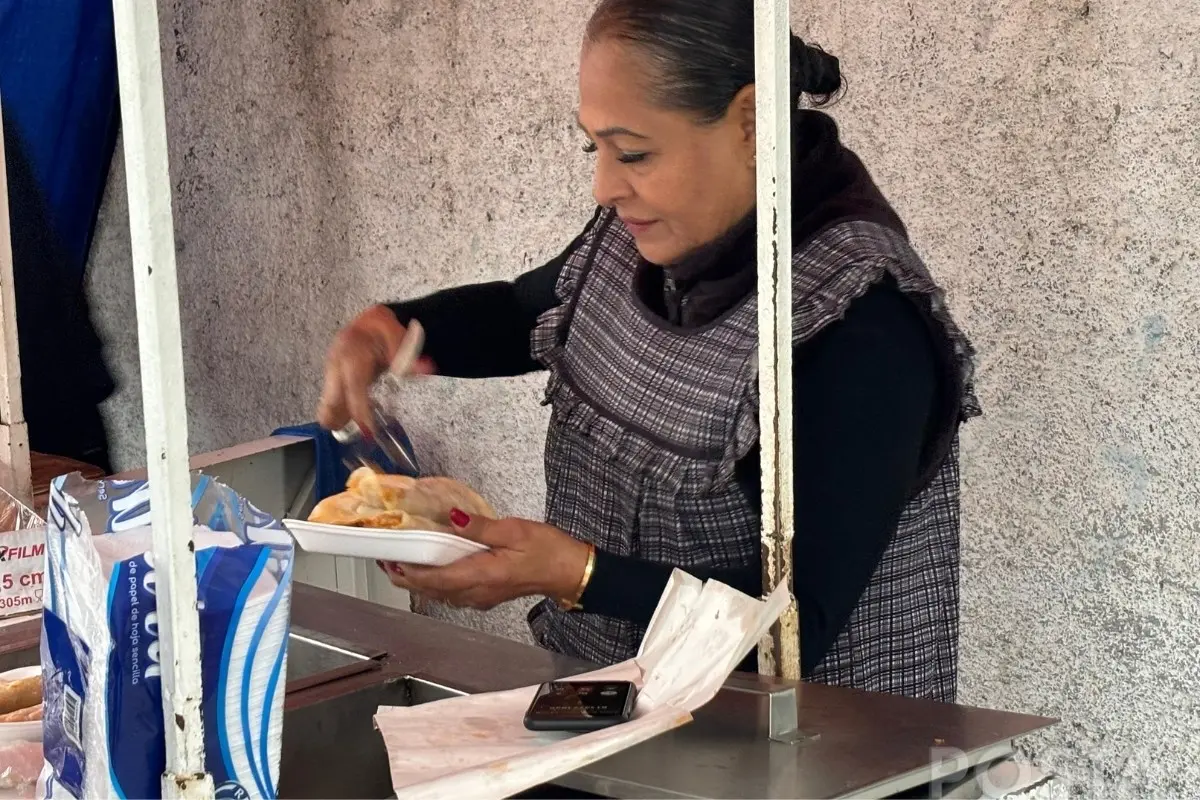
left=580, top=141, right=647, bottom=164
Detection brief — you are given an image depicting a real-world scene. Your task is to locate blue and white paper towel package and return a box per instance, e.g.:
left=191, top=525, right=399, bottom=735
left=37, top=473, right=294, bottom=799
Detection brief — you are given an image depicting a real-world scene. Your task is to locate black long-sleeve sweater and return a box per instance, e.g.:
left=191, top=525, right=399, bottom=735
left=389, top=253, right=937, bottom=676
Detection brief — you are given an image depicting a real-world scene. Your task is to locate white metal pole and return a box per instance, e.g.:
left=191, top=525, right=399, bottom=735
left=753, top=0, right=801, bottom=680
left=0, top=97, right=33, bottom=508
left=110, top=2, right=213, bottom=796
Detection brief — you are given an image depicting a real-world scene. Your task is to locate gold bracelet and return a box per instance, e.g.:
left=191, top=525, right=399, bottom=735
left=558, top=543, right=596, bottom=611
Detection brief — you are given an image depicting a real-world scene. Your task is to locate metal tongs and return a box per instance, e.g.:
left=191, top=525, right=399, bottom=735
left=332, top=319, right=425, bottom=476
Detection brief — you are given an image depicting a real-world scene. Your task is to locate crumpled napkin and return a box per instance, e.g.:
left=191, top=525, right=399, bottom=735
left=374, top=569, right=791, bottom=799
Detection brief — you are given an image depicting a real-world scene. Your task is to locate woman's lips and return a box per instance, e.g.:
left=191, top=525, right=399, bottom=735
left=620, top=217, right=658, bottom=236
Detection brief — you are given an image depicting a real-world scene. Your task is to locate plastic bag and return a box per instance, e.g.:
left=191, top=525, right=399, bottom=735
left=0, top=740, right=42, bottom=796
left=0, top=481, right=40, bottom=536
left=0, top=478, right=45, bottom=620
left=37, top=472, right=294, bottom=799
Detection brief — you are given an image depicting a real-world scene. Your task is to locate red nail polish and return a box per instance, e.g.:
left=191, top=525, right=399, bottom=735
left=449, top=508, right=470, bottom=528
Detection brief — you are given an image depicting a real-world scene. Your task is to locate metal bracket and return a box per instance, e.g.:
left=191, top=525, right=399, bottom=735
left=722, top=674, right=818, bottom=745
left=765, top=685, right=803, bottom=744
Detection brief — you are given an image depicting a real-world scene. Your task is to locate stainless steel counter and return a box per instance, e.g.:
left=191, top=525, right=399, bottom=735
left=284, top=585, right=1055, bottom=799
left=94, top=435, right=1057, bottom=798
left=0, top=580, right=1054, bottom=799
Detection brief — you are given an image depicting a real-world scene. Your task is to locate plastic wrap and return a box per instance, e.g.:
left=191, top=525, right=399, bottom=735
left=0, top=740, right=42, bottom=797
left=0, top=476, right=46, bottom=797
left=36, top=472, right=294, bottom=799
left=0, top=485, right=39, bottom=537
left=0, top=473, right=45, bottom=621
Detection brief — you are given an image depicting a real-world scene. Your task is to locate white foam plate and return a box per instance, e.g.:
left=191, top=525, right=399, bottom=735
left=282, top=519, right=487, bottom=566
left=0, top=665, right=41, bottom=743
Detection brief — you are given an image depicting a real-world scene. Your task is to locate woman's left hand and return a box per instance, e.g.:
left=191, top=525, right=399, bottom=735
left=378, top=510, right=592, bottom=611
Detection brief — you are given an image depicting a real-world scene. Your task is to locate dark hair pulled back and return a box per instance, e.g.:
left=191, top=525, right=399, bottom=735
left=586, top=0, right=843, bottom=124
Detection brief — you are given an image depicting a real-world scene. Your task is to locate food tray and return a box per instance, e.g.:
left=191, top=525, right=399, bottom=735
left=282, top=520, right=487, bottom=566
left=0, top=665, right=41, bottom=743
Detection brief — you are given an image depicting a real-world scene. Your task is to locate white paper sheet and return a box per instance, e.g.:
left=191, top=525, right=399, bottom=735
left=374, top=570, right=791, bottom=799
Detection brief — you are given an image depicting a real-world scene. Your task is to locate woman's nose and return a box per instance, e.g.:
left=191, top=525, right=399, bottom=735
left=592, top=157, right=630, bottom=208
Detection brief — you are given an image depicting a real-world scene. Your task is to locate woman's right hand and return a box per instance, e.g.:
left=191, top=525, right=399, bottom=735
left=317, top=305, right=435, bottom=432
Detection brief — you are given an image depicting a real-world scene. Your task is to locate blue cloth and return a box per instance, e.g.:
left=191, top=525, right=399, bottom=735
left=272, top=422, right=420, bottom=502
left=0, top=1, right=120, bottom=468
left=0, top=0, right=119, bottom=285
left=271, top=423, right=348, bottom=503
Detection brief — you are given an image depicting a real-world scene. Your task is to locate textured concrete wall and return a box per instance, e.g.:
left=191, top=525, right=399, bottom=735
left=87, top=0, right=1198, bottom=794
left=795, top=1, right=1200, bottom=795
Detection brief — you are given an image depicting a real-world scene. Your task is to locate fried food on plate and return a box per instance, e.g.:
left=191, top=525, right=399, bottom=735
left=308, top=468, right=496, bottom=532
left=0, top=703, right=41, bottom=723
left=0, top=676, right=40, bottom=718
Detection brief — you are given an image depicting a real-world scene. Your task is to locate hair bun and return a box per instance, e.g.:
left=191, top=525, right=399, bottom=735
left=790, top=35, right=842, bottom=98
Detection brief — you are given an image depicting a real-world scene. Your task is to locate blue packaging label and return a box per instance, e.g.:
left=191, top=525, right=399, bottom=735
left=198, top=545, right=271, bottom=797
left=99, top=480, right=153, bottom=533
left=42, top=472, right=293, bottom=799
left=215, top=782, right=253, bottom=800
left=101, top=545, right=277, bottom=799
left=42, top=609, right=89, bottom=798
left=105, top=554, right=164, bottom=800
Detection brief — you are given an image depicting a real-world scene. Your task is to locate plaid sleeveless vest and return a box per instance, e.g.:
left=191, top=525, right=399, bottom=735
left=527, top=208, right=980, bottom=702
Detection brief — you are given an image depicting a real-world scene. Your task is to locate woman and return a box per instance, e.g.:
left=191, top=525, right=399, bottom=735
left=318, top=0, right=979, bottom=702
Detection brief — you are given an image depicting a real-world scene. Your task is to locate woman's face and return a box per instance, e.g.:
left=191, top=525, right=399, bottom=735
left=578, top=38, right=758, bottom=265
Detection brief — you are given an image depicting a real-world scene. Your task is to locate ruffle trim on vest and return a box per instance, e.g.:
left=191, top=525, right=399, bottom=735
left=529, top=208, right=759, bottom=492
left=790, top=222, right=983, bottom=422
left=529, top=217, right=981, bottom=495
left=533, top=353, right=756, bottom=493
